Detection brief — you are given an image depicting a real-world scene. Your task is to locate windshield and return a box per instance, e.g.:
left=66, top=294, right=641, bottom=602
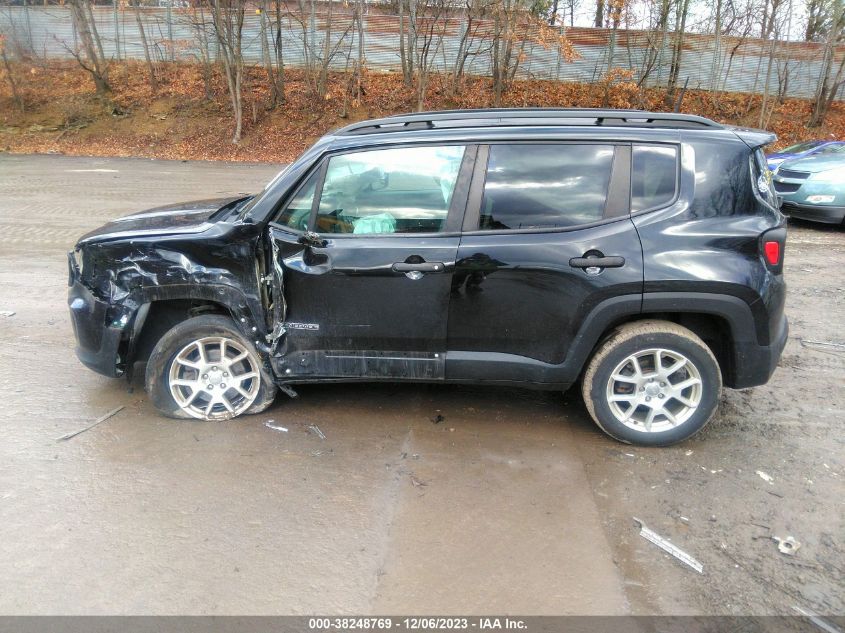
left=235, top=164, right=292, bottom=220
left=816, top=143, right=845, bottom=155
left=780, top=141, right=823, bottom=154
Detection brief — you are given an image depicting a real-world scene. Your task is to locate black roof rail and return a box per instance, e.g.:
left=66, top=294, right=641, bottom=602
left=334, top=108, right=723, bottom=135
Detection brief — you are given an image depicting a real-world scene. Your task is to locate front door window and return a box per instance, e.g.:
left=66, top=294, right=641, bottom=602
left=315, top=146, right=466, bottom=235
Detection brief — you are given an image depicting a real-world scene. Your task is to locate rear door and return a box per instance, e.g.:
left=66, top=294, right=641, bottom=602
left=267, top=144, right=475, bottom=381
left=446, top=142, right=646, bottom=384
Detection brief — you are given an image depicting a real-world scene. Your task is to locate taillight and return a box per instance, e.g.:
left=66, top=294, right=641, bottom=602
left=764, top=241, right=780, bottom=266
left=761, top=227, right=786, bottom=273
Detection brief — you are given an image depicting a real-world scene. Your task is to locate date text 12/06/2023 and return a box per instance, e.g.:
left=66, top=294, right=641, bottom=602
left=307, top=617, right=528, bottom=631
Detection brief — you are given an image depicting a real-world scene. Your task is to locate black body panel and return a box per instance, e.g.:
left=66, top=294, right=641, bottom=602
left=67, top=109, right=787, bottom=396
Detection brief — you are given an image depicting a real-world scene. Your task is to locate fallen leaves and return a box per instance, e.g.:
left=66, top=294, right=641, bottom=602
left=0, top=60, right=842, bottom=162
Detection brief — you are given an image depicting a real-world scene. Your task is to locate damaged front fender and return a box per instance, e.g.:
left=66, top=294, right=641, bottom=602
left=68, top=222, right=270, bottom=377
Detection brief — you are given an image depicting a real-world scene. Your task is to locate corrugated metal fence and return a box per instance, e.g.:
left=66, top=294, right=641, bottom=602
left=1, top=5, right=842, bottom=99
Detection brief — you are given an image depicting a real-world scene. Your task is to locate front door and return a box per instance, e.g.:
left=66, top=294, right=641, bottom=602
left=268, top=144, right=474, bottom=381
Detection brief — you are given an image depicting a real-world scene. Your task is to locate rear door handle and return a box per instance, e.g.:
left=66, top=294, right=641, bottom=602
left=392, top=261, right=446, bottom=273
left=570, top=256, right=625, bottom=269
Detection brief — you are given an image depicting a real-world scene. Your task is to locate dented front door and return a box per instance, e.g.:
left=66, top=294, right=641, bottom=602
left=268, top=229, right=460, bottom=380
left=266, top=144, right=473, bottom=381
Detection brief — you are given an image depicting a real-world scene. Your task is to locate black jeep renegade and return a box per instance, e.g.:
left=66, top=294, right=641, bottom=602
left=68, top=109, right=788, bottom=446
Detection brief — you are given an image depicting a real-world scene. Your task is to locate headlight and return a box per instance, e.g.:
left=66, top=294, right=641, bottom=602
left=809, top=167, right=845, bottom=183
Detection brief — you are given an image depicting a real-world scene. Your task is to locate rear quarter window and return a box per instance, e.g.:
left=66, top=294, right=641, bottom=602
left=631, top=145, right=679, bottom=212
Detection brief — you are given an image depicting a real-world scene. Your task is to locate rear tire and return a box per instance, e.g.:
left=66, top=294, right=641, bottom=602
left=145, top=315, right=277, bottom=421
left=581, top=320, right=722, bottom=446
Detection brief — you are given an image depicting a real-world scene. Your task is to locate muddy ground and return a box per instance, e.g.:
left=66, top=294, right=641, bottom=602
left=0, top=154, right=842, bottom=617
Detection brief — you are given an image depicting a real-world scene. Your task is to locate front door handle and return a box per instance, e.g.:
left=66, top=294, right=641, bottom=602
left=570, top=256, right=625, bottom=269
left=392, top=261, right=446, bottom=273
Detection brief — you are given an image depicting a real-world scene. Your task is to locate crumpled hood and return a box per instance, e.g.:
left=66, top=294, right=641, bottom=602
left=779, top=154, right=845, bottom=174
left=76, top=197, right=241, bottom=246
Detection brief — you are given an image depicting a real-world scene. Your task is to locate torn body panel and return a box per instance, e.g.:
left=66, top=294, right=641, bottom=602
left=69, top=204, right=268, bottom=377
left=267, top=236, right=288, bottom=353
left=265, top=225, right=459, bottom=383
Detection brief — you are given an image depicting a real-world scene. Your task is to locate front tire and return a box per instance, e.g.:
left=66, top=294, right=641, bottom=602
left=145, top=315, right=277, bottom=421
left=581, top=320, right=722, bottom=446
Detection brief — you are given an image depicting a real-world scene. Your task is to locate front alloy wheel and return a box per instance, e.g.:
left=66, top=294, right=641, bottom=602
left=168, top=336, right=261, bottom=420
left=146, top=315, right=277, bottom=421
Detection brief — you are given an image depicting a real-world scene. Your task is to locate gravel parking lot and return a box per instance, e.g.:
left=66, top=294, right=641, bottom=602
left=0, top=154, right=842, bottom=616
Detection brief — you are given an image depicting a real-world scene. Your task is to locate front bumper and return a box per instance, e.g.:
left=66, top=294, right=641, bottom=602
left=781, top=202, right=845, bottom=225
left=68, top=254, right=125, bottom=377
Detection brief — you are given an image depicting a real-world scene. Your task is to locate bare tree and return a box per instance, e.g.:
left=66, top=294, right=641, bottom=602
left=665, top=0, right=691, bottom=103
left=289, top=0, right=352, bottom=100
left=207, top=0, right=246, bottom=143
left=560, top=0, right=580, bottom=25
left=185, top=5, right=216, bottom=101
left=67, top=0, right=110, bottom=94
left=637, top=0, right=671, bottom=87
left=352, top=0, right=365, bottom=103
left=0, top=33, right=24, bottom=111
left=594, top=0, right=604, bottom=26
left=448, top=0, right=494, bottom=96
left=411, top=0, right=450, bottom=110
left=259, top=0, right=284, bottom=108
left=398, top=0, right=416, bottom=86
left=130, top=0, right=158, bottom=91
left=805, top=0, right=836, bottom=40
left=808, top=0, right=845, bottom=127
left=604, top=0, right=625, bottom=74
left=271, top=0, right=287, bottom=102
left=490, top=0, right=577, bottom=105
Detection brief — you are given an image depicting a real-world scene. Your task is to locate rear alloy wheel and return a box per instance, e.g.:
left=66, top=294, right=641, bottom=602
left=605, top=348, right=703, bottom=433
left=581, top=320, right=721, bottom=446
left=146, top=315, right=277, bottom=421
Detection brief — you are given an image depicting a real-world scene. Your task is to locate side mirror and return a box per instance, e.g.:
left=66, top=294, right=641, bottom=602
left=298, top=231, right=327, bottom=248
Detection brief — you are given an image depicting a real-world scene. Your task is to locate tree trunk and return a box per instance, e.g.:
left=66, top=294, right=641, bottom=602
left=68, top=0, right=110, bottom=94
left=665, top=0, right=691, bottom=102
left=408, top=0, right=417, bottom=85
left=210, top=0, right=245, bottom=143
left=1, top=44, right=25, bottom=111
left=259, top=3, right=281, bottom=108
left=758, top=39, right=776, bottom=128
left=399, top=0, right=409, bottom=85
left=273, top=0, right=286, bottom=101
left=808, top=1, right=844, bottom=126
left=594, top=0, right=604, bottom=28
left=85, top=1, right=106, bottom=65
left=356, top=0, right=364, bottom=100
left=318, top=0, right=333, bottom=98
left=809, top=50, right=845, bottom=127
left=132, top=1, right=157, bottom=91
left=492, top=9, right=502, bottom=105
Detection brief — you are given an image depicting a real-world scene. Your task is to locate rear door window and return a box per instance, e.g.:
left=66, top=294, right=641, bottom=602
left=631, top=145, right=679, bottom=212
left=478, top=144, right=615, bottom=230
